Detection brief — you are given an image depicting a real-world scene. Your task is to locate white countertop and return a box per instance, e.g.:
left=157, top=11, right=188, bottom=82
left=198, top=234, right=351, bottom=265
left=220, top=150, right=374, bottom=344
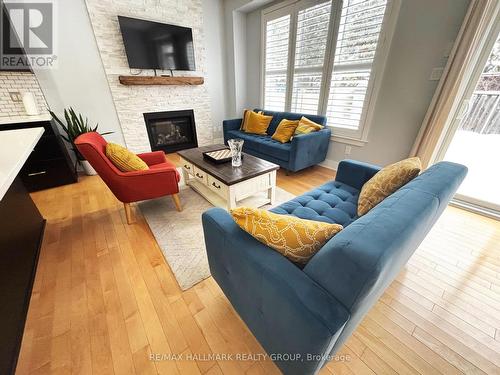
left=0, top=127, right=45, bottom=201
left=0, top=114, right=52, bottom=125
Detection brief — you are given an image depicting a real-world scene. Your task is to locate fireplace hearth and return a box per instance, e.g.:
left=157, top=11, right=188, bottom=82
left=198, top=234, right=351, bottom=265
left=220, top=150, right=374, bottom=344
left=143, top=110, right=198, bottom=153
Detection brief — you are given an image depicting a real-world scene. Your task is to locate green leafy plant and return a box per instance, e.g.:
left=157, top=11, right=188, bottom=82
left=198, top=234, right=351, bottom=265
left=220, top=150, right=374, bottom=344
left=50, top=107, right=112, bottom=160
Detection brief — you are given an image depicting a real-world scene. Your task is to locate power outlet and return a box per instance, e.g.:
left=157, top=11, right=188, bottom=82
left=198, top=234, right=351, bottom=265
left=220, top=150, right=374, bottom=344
left=345, top=145, right=352, bottom=155
left=9, top=91, right=22, bottom=102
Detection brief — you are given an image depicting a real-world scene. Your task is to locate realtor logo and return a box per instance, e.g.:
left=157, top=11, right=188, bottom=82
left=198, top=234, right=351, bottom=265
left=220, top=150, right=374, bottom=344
left=1, top=0, right=57, bottom=69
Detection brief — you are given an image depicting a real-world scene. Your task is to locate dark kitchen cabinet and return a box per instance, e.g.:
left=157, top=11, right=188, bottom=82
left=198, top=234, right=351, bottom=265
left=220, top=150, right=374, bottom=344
left=0, top=119, right=77, bottom=191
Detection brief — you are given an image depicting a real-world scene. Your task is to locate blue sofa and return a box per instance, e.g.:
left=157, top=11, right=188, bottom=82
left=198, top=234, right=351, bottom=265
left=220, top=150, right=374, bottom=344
left=202, top=159, right=467, bottom=375
left=223, top=109, right=331, bottom=172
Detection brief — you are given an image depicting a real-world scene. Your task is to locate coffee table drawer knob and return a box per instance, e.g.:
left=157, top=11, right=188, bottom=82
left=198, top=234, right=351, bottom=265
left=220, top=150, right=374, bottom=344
left=212, top=182, right=221, bottom=189
left=184, top=164, right=191, bottom=170
left=196, top=173, right=203, bottom=179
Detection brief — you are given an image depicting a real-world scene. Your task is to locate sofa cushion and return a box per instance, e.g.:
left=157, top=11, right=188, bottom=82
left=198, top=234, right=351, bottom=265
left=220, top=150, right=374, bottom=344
left=271, top=180, right=359, bottom=227
left=226, top=130, right=291, bottom=161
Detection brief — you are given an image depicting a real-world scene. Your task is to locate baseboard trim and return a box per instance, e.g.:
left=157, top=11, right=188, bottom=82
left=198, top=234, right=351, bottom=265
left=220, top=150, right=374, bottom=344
left=319, top=159, right=339, bottom=171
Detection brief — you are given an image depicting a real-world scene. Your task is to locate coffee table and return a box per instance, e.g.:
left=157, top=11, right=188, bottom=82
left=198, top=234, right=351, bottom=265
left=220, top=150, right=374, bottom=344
left=178, top=145, right=279, bottom=209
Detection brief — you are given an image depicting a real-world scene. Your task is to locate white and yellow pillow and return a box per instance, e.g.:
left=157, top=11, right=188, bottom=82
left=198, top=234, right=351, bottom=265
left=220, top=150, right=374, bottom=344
left=357, top=157, right=422, bottom=216
left=294, top=116, right=324, bottom=135
left=231, top=207, right=342, bottom=264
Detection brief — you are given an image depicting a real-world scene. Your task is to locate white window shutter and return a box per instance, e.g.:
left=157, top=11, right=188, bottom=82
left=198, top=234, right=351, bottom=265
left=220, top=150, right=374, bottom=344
left=290, top=1, right=332, bottom=114
left=263, top=15, right=291, bottom=111
left=327, top=0, right=387, bottom=131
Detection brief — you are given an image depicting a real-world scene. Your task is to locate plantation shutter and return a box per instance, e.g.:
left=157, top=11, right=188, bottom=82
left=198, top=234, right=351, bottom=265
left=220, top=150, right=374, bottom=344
left=326, top=0, right=387, bottom=131
left=263, top=14, right=291, bottom=111
left=290, top=1, right=332, bottom=114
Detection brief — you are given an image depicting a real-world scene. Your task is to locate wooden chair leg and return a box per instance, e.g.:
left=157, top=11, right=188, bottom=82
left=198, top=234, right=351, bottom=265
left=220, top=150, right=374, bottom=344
left=124, top=202, right=134, bottom=224
left=171, top=194, right=182, bottom=212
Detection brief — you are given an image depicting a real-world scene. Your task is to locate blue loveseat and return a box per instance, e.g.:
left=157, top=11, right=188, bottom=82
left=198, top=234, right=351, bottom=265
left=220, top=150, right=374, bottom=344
left=223, top=109, right=331, bottom=172
left=202, top=159, right=467, bottom=375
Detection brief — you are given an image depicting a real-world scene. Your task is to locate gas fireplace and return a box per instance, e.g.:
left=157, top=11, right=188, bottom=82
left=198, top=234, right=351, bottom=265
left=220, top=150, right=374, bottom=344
left=143, top=110, right=198, bottom=153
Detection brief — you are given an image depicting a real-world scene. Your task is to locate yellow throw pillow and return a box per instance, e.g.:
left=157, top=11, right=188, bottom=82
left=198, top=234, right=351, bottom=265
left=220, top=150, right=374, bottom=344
left=272, top=119, right=299, bottom=143
left=244, top=111, right=273, bottom=135
left=230, top=207, right=343, bottom=264
left=240, top=109, right=263, bottom=131
left=294, top=116, right=324, bottom=135
left=105, top=143, right=149, bottom=172
left=357, top=157, right=422, bottom=216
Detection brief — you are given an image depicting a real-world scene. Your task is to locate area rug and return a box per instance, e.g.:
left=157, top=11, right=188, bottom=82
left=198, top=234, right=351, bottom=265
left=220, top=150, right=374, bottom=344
left=139, top=169, right=295, bottom=290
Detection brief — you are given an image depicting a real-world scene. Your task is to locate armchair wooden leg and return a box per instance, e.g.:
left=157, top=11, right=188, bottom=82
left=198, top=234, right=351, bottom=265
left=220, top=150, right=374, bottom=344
left=171, top=194, right=182, bottom=212
left=124, top=202, right=134, bottom=224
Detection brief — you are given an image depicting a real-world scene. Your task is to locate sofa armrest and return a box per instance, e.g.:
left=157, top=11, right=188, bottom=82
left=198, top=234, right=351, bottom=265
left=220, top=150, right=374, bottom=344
left=335, top=159, right=381, bottom=190
left=289, top=128, right=331, bottom=171
left=223, top=118, right=242, bottom=133
left=202, top=207, right=350, bottom=374
left=137, top=151, right=166, bottom=166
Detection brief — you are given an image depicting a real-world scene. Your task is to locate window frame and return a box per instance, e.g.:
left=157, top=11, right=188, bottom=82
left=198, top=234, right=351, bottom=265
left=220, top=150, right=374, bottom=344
left=260, top=0, right=400, bottom=145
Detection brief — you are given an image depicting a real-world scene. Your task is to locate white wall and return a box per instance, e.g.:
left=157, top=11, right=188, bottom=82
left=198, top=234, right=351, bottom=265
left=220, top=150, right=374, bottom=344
left=32, top=0, right=124, bottom=145
left=223, top=0, right=275, bottom=117
left=240, top=0, right=470, bottom=167
left=202, top=0, right=228, bottom=140
left=245, top=9, right=262, bottom=109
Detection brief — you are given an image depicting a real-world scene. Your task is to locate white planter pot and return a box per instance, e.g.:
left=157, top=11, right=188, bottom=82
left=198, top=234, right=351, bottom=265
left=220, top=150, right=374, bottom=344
left=81, top=160, right=97, bottom=176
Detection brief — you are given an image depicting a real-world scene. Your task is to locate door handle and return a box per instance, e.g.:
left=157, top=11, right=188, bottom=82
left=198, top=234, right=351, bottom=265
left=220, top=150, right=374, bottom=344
left=28, top=171, right=47, bottom=176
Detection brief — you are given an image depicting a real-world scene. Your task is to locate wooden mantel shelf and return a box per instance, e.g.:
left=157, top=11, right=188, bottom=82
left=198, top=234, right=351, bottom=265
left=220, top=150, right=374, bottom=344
left=118, top=75, right=204, bottom=86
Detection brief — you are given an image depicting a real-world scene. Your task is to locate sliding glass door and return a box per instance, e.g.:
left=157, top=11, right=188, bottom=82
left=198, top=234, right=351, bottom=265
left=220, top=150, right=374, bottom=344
left=437, top=30, right=500, bottom=214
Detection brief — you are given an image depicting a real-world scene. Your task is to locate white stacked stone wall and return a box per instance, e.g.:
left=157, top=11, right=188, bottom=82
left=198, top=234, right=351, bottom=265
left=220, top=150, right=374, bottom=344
left=85, top=0, right=214, bottom=152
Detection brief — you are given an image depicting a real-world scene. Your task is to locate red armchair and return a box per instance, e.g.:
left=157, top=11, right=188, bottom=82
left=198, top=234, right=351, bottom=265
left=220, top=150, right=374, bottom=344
left=75, top=132, right=181, bottom=224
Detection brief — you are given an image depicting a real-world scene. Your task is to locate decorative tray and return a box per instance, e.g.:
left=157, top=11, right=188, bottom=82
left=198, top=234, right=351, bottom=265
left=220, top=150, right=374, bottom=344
left=203, top=147, right=241, bottom=164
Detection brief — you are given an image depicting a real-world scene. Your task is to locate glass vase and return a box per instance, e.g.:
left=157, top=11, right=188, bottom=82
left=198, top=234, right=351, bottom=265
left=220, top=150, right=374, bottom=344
left=228, top=138, right=244, bottom=167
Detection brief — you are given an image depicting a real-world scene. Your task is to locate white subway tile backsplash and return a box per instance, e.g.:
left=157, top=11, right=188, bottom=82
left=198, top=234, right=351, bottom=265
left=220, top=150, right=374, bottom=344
left=0, top=72, right=48, bottom=119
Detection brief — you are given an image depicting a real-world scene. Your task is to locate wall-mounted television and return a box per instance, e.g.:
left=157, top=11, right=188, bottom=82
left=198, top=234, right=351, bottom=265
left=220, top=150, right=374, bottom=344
left=118, top=16, right=195, bottom=71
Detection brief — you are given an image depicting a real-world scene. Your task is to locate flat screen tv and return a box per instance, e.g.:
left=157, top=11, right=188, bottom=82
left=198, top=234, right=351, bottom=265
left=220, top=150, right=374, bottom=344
left=118, top=16, right=195, bottom=71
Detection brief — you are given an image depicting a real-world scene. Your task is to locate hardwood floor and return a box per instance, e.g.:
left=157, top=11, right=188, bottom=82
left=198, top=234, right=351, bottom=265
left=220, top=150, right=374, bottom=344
left=16, top=156, right=500, bottom=374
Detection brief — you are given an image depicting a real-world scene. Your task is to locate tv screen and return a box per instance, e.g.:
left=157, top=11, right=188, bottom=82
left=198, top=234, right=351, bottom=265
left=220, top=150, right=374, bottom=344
left=118, top=16, right=195, bottom=71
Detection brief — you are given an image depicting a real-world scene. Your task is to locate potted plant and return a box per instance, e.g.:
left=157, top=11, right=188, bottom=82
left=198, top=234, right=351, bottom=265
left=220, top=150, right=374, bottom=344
left=50, top=107, right=112, bottom=176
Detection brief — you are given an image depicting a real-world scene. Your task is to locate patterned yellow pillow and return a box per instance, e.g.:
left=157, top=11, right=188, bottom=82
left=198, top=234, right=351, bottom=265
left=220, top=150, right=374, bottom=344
left=230, top=207, right=343, bottom=264
left=105, top=143, right=149, bottom=172
left=294, top=116, right=324, bottom=135
left=272, top=119, right=299, bottom=143
left=358, top=157, right=422, bottom=216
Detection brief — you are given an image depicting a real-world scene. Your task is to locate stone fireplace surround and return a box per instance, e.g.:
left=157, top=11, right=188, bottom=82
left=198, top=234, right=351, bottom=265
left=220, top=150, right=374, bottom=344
left=85, top=0, right=214, bottom=154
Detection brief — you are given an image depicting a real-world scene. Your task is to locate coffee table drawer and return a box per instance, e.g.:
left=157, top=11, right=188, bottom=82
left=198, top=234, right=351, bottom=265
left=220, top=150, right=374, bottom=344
left=193, top=166, right=208, bottom=184
left=180, top=157, right=194, bottom=175
left=207, top=175, right=228, bottom=198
